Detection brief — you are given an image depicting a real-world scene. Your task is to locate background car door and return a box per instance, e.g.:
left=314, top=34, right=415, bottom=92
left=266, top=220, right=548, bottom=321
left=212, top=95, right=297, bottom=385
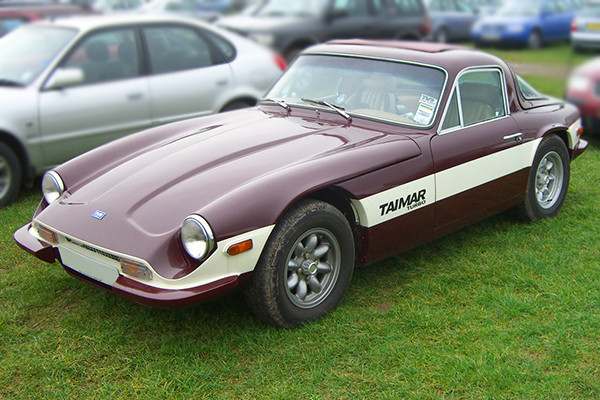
left=324, top=0, right=377, bottom=40
left=541, top=0, right=575, bottom=40
left=142, top=25, right=234, bottom=125
left=430, top=68, right=527, bottom=231
left=39, top=28, right=151, bottom=168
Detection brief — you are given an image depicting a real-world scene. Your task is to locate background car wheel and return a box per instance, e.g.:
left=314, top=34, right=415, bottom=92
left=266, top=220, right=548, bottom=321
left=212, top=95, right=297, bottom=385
left=433, top=28, right=448, bottom=43
left=0, top=142, right=22, bottom=208
left=527, top=30, right=542, bottom=49
left=515, top=134, right=570, bottom=222
left=244, top=199, right=355, bottom=328
left=220, top=100, right=254, bottom=112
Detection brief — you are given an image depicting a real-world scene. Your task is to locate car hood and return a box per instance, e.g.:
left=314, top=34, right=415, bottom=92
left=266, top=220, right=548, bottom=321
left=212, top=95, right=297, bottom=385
left=36, top=107, right=422, bottom=277
left=217, top=15, right=315, bottom=32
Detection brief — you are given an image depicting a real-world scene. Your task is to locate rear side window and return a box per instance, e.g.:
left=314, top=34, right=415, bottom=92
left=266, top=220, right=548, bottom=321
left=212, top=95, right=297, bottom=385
left=143, top=26, right=221, bottom=74
left=387, top=0, right=424, bottom=13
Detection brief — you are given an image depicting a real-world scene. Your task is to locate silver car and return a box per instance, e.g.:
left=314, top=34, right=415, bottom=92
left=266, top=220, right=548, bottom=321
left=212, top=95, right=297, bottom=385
left=571, top=0, right=600, bottom=51
left=0, top=14, right=286, bottom=207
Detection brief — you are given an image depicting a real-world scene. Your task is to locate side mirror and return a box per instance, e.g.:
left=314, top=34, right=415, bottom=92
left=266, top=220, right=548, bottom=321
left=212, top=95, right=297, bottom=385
left=45, top=68, right=84, bottom=90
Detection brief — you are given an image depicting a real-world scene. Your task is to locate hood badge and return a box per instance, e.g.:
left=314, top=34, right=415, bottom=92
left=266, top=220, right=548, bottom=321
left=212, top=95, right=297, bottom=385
left=92, top=210, right=107, bottom=220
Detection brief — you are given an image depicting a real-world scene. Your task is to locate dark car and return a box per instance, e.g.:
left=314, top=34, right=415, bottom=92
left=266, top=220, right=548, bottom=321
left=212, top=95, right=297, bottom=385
left=15, top=40, right=587, bottom=328
left=0, top=4, right=95, bottom=37
left=217, top=0, right=430, bottom=60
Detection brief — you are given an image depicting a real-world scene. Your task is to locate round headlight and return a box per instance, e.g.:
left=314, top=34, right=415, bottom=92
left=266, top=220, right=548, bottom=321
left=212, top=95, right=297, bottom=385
left=181, top=215, right=215, bottom=260
left=41, top=171, right=65, bottom=204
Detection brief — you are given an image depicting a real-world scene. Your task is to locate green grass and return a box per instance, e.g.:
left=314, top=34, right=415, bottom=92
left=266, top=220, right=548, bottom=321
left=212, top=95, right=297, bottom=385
left=1, top=50, right=600, bottom=398
left=473, top=43, right=594, bottom=68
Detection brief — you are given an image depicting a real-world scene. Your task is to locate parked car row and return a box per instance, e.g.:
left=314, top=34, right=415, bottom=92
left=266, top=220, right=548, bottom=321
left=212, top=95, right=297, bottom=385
left=0, top=14, right=286, bottom=207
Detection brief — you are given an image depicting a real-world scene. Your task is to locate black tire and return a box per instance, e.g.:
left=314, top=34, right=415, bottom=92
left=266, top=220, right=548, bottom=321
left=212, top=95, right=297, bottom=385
left=515, top=134, right=570, bottom=222
left=528, top=30, right=542, bottom=49
left=0, top=142, right=22, bottom=208
left=220, top=100, right=254, bottom=112
left=433, top=27, right=448, bottom=43
left=244, top=199, right=355, bottom=328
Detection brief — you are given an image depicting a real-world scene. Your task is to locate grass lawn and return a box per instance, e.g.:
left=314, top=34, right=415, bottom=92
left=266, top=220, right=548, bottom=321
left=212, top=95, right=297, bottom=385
left=1, top=49, right=599, bottom=399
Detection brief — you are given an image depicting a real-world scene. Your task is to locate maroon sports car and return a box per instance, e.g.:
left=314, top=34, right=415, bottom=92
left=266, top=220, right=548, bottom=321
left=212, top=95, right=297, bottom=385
left=15, top=40, right=587, bottom=328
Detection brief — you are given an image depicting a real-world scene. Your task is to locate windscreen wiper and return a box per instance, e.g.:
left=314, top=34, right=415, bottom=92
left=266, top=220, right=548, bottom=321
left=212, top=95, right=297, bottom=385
left=261, top=97, right=291, bottom=111
left=301, top=98, right=352, bottom=122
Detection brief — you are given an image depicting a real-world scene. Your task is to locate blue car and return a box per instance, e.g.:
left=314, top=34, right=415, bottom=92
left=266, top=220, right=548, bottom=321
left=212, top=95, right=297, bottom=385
left=471, top=0, right=576, bottom=48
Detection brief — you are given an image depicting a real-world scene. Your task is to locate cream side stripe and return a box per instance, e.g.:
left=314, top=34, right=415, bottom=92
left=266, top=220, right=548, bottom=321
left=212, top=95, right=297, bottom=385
left=436, top=138, right=541, bottom=202
left=352, top=139, right=541, bottom=228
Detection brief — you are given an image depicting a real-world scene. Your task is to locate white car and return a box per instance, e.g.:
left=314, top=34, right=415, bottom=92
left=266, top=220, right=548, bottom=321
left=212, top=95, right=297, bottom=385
left=0, top=14, right=286, bottom=207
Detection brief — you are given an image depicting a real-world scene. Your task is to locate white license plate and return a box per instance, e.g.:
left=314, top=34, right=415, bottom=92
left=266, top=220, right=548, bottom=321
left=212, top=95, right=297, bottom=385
left=483, top=33, right=501, bottom=41
left=59, top=246, right=119, bottom=286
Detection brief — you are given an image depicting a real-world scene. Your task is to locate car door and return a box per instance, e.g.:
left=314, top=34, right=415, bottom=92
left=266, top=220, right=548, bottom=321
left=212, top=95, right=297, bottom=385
left=142, top=25, right=234, bottom=125
left=39, top=28, right=151, bottom=168
left=430, top=68, right=528, bottom=231
left=541, top=0, right=574, bottom=40
left=324, top=0, right=377, bottom=40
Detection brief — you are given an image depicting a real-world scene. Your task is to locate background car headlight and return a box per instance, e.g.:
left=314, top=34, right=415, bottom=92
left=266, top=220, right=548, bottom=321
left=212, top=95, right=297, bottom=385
left=41, top=171, right=65, bottom=204
left=181, top=215, right=215, bottom=260
left=568, top=75, right=590, bottom=92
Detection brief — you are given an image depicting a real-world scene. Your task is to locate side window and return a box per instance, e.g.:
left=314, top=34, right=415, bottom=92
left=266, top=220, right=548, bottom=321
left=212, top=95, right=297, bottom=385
left=392, top=0, right=423, bottom=13
left=333, top=0, right=370, bottom=16
left=440, top=69, right=506, bottom=130
left=143, top=26, right=215, bottom=74
left=205, top=31, right=235, bottom=63
left=0, top=18, right=26, bottom=37
left=441, top=89, right=460, bottom=131
left=62, top=29, right=140, bottom=85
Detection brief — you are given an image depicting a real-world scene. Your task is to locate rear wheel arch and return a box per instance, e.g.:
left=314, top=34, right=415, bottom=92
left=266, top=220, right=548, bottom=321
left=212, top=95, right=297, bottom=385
left=219, top=97, right=256, bottom=112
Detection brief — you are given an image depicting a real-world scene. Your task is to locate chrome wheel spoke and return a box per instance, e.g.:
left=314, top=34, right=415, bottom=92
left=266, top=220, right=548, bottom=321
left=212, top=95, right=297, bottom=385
left=296, top=279, right=308, bottom=300
left=307, top=276, right=322, bottom=293
left=304, top=234, right=318, bottom=253
left=293, top=242, right=305, bottom=258
left=288, top=258, right=300, bottom=269
left=287, top=272, right=299, bottom=290
left=310, top=243, right=329, bottom=259
left=317, top=261, right=332, bottom=274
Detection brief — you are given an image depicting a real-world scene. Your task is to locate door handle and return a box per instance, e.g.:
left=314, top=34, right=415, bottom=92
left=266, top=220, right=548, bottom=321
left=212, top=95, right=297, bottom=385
left=127, top=93, right=144, bottom=101
left=503, top=133, right=523, bottom=143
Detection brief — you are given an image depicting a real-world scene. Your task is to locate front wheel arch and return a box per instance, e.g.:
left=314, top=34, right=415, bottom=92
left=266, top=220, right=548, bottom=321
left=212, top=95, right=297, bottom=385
left=244, top=198, right=356, bottom=328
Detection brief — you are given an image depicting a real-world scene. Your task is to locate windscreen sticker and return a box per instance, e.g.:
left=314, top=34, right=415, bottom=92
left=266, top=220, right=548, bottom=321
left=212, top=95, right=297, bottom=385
left=419, top=94, right=438, bottom=107
left=414, top=103, right=435, bottom=125
left=413, top=94, right=438, bottom=125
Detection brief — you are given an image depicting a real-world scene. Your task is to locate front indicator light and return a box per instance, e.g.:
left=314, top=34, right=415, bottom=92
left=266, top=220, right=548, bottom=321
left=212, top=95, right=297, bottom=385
left=34, top=222, right=57, bottom=245
left=227, top=239, right=253, bottom=256
left=121, top=259, right=152, bottom=281
left=181, top=215, right=215, bottom=260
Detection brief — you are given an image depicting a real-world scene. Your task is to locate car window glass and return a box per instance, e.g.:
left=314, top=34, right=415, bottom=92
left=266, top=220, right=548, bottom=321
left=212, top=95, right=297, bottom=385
left=516, top=75, right=548, bottom=100
left=143, top=26, right=215, bottom=74
left=204, top=30, right=235, bottom=63
left=0, top=18, right=26, bottom=37
left=266, top=54, right=446, bottom=127
left=62, top=29, right=140, bottom=85
left=441, top=89, right=460, bottom=130
left=457, top=69, right=506, bottom=126
left=390, top=0, right=423, bottom=13
left=333, top=0, right=370, bottom=16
